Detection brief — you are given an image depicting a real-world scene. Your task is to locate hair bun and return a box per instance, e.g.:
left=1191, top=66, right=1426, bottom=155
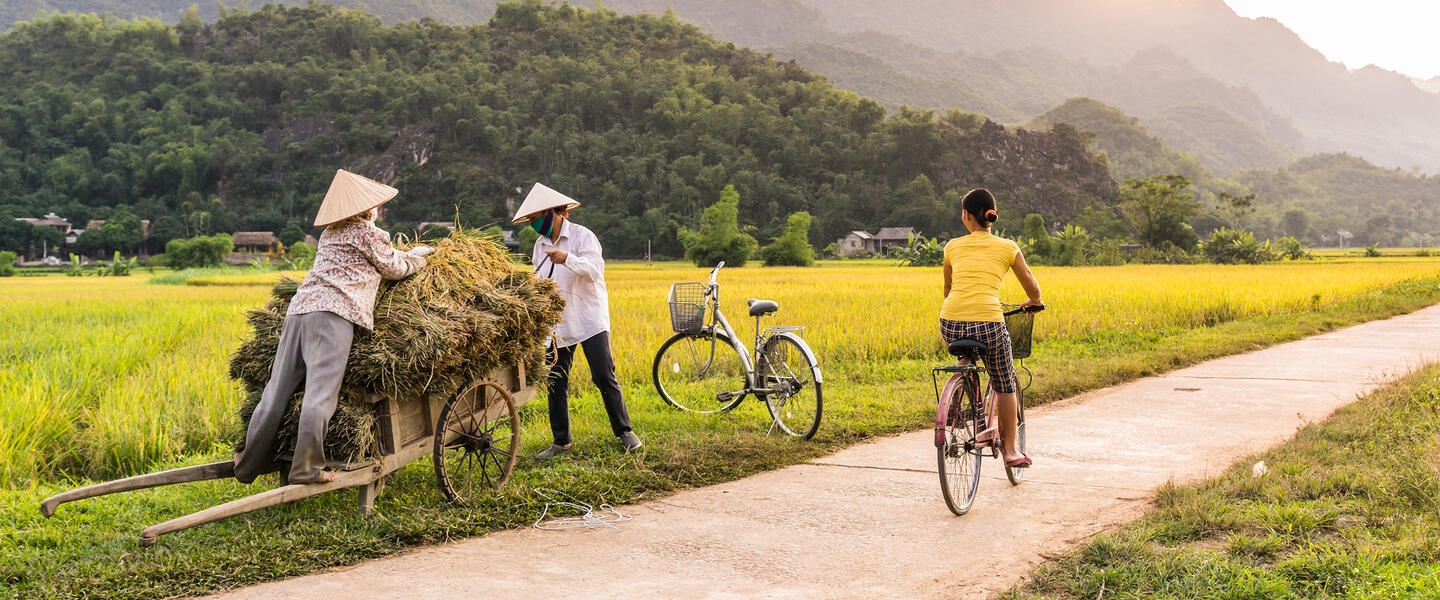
left=984, top=209, right=998, bottom=223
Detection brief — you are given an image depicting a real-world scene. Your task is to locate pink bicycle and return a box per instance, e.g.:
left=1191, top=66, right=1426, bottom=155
left=933, top=304, right=1043, bottom=515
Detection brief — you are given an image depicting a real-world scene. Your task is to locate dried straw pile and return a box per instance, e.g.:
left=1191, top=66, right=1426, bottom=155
left=229, top=231, right=564, bottom=464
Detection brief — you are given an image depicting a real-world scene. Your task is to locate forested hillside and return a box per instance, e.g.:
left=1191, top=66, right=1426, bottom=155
left=1024, top=98, right=1438, bottom=247
left=10, top=1, right=1437, bottom=176
left=773, top=0, right=1440, bottom=174
left=1027, top=98, right=1208, bottom=184
left=1233, top=154, right=1440, bottom=247
left=0, top=2, right=1117, bottom=257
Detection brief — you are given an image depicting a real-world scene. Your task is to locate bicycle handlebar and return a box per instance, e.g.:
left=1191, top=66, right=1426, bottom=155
left=708, top=261, right=725, bottom=287
left=1002, top=304, right=1046, bottom=317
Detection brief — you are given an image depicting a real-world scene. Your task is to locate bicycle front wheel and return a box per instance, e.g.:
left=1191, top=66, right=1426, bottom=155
left=652, top=331, right=748, bottom=413
left=938, top=376, right=982, bottom=515
left=758, top=335, right=822, bottom=439
left=1005, top=385, right=1027, bottom=485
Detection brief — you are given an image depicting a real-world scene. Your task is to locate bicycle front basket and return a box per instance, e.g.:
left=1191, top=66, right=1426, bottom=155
left=668, top=282, right=706, bottom=334
left=1004, top=309, right=1036, bottom=360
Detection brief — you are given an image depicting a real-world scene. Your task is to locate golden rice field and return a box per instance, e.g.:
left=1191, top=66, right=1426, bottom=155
left=3, top=258, right=1440, bottom=487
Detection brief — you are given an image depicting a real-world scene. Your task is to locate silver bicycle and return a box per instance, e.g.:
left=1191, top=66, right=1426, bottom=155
left=651, top=262, right=824, bottom=439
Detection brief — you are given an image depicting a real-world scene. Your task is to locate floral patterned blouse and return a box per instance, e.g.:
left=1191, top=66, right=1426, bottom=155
left=288, top=220, right=425, bottom=330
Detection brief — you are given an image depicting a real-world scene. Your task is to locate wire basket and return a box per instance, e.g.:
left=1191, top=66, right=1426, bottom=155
left=1004, top=307, right=1037, bottom=360
left=668, top=282, right=707, bottom=334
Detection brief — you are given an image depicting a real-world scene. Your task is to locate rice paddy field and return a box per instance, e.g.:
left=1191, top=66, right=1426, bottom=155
left=4, top=256, right=1440, bottom=598
left=5, top=259, right=1440, bottom=486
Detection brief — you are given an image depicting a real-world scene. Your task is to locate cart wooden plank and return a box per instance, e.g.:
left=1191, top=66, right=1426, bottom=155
left=41, top=460, right=242, bottom=517
left=43, top=361, right=540, bottom=546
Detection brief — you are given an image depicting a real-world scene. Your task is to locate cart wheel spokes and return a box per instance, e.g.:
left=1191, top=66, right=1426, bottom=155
left=434, top=381, right=520, bottom=504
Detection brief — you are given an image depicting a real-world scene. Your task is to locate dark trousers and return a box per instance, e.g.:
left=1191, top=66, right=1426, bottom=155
left=546, top=331, right=633, bottom=446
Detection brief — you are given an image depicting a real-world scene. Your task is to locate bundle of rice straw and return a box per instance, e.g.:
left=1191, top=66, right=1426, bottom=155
left=229, top=230, right=564, bottom=464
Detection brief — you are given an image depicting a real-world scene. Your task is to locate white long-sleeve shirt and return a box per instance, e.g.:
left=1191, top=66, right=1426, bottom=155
left=532, top=219, right=610, bottom=348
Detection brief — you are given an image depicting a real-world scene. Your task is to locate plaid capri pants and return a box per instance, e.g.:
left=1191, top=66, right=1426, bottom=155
left=939, top=319, right=1017, bottom=394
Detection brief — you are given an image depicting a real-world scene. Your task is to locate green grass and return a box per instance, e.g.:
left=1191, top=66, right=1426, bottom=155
left=1003, top=363, right=1440, bottom=600
left=147, top=267, right=252, bottom=285
left=3, top=276, right=1439, bottom=598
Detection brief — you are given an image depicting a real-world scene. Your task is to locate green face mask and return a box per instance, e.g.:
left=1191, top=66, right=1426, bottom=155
left=530, top=211, right=554, bottom=237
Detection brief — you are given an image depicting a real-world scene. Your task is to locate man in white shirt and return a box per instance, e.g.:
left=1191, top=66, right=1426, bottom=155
left=513, top=183, right=641, bottom=457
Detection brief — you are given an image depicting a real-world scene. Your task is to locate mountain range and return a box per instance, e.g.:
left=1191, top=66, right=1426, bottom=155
left=2, top=0, right=1437, bottom=248
left=8, top=0, right=1438, bottom=175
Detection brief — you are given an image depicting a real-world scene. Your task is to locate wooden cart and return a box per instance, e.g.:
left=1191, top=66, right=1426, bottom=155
left=40, top=364, right=536, bottom=546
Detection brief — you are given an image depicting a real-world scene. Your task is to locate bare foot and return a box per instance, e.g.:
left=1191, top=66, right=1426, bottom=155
left=289, top=471, right=336, bottom=485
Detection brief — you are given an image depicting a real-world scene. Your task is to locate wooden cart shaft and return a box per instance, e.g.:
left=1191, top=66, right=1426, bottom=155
left=41, top=363, right=537, bottom=547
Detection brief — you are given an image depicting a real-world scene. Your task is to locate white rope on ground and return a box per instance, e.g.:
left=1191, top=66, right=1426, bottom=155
left=533, top=488, right=631, bottom=530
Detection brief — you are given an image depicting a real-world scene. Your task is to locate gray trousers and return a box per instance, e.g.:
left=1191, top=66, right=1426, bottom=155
left=234, top=311, right=354, bottom=484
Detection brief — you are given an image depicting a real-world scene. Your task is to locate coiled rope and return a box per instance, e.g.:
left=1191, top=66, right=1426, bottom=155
left=532, top=488, right=631, bottom=530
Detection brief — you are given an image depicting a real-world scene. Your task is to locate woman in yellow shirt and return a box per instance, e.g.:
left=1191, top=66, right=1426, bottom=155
left=940, top=188, right=1043, bottom=468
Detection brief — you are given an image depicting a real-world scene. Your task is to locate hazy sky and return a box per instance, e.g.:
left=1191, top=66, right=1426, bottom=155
left=1224, top=1, right=1440, bottom=80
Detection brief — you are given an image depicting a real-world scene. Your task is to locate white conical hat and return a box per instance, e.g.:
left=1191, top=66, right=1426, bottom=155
left=313, top=169, right=399, bottom=226
left=510, top=182, right=581, bottom=224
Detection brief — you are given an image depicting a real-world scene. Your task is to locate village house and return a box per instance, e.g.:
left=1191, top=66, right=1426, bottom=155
left=418, top=221, right=456, bottom=234
left=227, top=231, right=283, bottom=265
left=17, top=213, right=72, bottom=235
left=84, top=219, right=152, bottom=236
left=9, top=213, right=72, bottom=260
left=836, top=231, right=876, bottom=256
left=835, top=227, right=918, bottom=257
left=78, top=218, right=153, bottom=258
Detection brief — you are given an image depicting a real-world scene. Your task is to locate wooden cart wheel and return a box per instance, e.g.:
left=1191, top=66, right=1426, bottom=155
left=433, top=381, right=520, bottom=503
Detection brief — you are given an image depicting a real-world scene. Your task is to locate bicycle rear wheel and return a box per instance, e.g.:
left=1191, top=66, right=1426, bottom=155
left=652, top=331, right=748, bottom=413
left=758, top=335, right=822, bottom=439
left=938, top=376, right=982, bottom=515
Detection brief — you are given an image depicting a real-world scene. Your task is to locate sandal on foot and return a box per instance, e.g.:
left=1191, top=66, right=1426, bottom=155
left=1004, top=454, right=1032, bottom=468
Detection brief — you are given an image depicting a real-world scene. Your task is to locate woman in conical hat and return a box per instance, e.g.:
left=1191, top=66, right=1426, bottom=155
left=513, top=182, right=643, bottom=458
left=235, top=169, right=434, bottom=485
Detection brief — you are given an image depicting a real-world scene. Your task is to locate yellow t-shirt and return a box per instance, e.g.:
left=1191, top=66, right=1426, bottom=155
left=939, top=231, right=1020, bottom=323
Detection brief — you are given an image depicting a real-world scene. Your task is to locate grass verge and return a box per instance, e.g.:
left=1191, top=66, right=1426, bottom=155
left=184, top=271, right=307, bottom=287
left=3, top=277, right=1439, bottom=599
left=147, top=268, right=253, bottom=285
left=1003, top=363, right=1440, bottom=599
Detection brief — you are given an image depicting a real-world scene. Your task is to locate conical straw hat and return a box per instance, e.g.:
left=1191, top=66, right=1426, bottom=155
left=314, top=169, right=399, bottom=226
left=511, top=182, right=582, bottom=224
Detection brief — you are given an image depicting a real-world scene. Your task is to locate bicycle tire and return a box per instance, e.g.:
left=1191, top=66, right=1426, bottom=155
left=938, top=375, right=982, bottom=515
left=758, top=335, right=822, bottom=439
left=1005, top=383, right=1027, bottom=485
left=652, top=331, right=748, bottom=413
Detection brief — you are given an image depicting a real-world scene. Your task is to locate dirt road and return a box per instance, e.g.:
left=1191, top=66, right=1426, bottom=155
left=207, top=304, right=1440, bottom=599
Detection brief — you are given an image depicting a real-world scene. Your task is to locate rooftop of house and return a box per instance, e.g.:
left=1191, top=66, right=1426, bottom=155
left=873, top=227, right=917, bottom=241
left=18, top=213, right=71, bottom=228
left=85, top=219, right=152, bottom=234
left=232, top=231, right=280, bottom=246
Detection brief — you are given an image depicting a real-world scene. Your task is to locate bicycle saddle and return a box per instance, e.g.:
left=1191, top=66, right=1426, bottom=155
left=747, top=298, right=779, bottom=317
left=947, top=339, right=987, bottom=358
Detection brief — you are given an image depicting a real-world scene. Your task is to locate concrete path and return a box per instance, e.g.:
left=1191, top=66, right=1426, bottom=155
left=207, top=305, right=1440, bottom=600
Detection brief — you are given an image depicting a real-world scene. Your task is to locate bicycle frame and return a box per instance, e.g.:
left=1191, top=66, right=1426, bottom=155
left=932, top=304, right=1042, bottom=449
left=699, top=263, right=822, bottom=396
left=698, top=265, right=756, bottom=387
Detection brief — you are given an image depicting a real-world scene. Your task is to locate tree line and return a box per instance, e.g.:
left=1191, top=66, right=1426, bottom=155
left=0, top=2, right=1118, bottom=261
